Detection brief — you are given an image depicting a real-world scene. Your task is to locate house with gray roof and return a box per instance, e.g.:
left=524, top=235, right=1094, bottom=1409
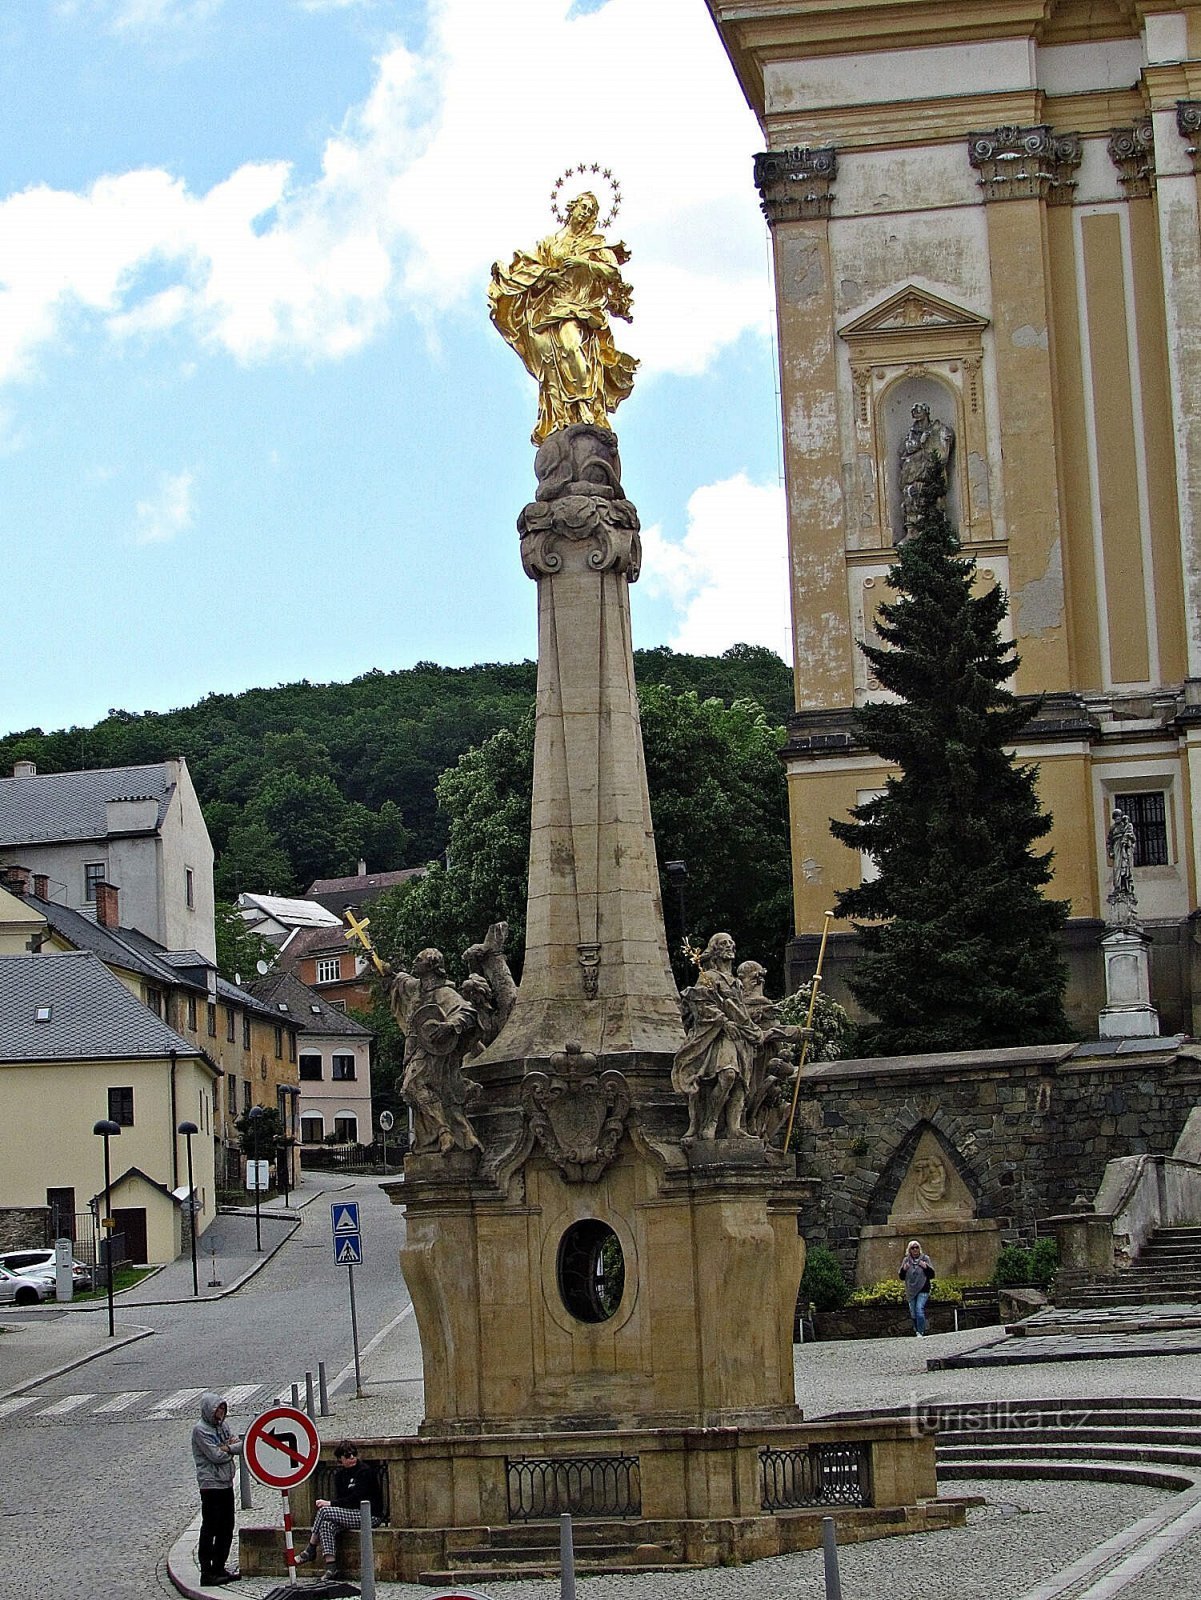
left=249, top=968, right=375, bottom=1152
left=0, top=950, right=219, bottom=1265
left=0, top=757, right=215, bottom=962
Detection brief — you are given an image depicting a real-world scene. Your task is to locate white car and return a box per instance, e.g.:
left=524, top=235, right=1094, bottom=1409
left=0, top=1262, right=57, bottom=1306
left=0, top=1249, right=93, bottom=1292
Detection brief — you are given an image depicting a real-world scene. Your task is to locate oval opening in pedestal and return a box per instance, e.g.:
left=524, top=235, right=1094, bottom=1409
left=556, top=1219, right=625, bottom=1323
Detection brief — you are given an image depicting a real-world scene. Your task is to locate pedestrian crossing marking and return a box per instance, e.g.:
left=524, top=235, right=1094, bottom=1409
left=0, top=1397, right=36, bottom=1420
left=335, top=1236, right=363, bottom=1265
left=222, top=1384, right=261, bottom=1407
left=93, top=1391, right=151, bottom=1413
left=146, top=1386, right=206, bottom=1416
left=332, top=1204, right=360, bottom=1233
left=38, top=1393, right=94, bottom=1416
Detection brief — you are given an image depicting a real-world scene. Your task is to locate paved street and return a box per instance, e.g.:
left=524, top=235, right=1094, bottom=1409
left=0, top=1174, right=410, bottom=1600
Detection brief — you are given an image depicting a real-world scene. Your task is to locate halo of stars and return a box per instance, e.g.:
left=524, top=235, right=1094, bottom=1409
left=550, top=163, right=622, bottom=229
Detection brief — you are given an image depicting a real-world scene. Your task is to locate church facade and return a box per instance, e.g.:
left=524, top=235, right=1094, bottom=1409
left=705, top=0, right=1201, bottom=1033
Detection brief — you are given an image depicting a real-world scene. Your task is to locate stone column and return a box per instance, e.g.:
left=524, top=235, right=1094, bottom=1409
left=484, top=426, right=683, bottom=1064
left=967, top=126, right=1080, bottom=694
left=754, top=146, right=853, bottom=713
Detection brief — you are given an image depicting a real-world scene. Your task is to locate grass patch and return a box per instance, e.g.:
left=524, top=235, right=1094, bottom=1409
left=73, top=1265, right=157, bottom=1300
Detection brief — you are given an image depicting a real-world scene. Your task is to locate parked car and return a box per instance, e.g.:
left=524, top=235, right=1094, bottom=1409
left=0, top=1263, right=57, bottom=1306
left=0, top=1249, right=93, bottom=1291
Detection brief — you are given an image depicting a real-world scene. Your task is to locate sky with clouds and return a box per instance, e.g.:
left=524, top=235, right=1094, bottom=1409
left=2, top=0, right=788, bottom=734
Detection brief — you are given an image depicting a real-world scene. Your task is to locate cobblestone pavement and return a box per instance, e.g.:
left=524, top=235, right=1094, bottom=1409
left=162, top=1325, right=1201, bottom=1600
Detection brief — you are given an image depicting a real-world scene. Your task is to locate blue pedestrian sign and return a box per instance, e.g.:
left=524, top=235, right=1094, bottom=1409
left=331, top=1202, right=363, bottom=1267
left=335, top=1235, right=363, bottom=1265
left=331, top=1202, right=360, bottom=1234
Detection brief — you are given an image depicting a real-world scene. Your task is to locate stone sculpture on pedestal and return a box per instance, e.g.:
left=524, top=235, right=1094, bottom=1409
left=897, top=400, right=955, bottom=542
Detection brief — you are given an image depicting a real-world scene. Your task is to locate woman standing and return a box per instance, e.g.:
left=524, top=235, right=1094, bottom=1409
left=899, top=1239, right=935, bottom=1337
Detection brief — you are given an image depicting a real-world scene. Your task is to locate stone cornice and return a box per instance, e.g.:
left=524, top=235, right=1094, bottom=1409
left=967, top=124, right=1083, bottom=203
left=1108, top=119, right=1156, bottom=196
left=517, top=496, right=642, bottom=580
left=753, top=145, right=838, bottom=223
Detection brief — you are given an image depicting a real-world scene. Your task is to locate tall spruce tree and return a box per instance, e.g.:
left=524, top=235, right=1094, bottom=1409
left=831, top=505, right=1070, bottom=1055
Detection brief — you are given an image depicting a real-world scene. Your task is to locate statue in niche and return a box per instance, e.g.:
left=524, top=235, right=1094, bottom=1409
left=380, top=926, right=514, bottom=1156
left=897, top=401, right=955, bottom=542
left=736, top=959, right=807, bottom=1145
left=1106, top=808, right=1138, bottom=924
left=673, top=933, right=764, bottom=1143
left=913, top=1155, right=948, bottom=1213
left=489, top=188, right=638, bottom=444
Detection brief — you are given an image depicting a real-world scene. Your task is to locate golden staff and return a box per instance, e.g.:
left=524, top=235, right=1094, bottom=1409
left=782, top=910, right=834, bottom=1155
left=344, top=908, right=388, bottom=978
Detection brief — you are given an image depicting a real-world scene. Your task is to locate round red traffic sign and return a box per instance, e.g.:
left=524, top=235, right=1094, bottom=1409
left=244, top=1405, right=321, bottom=1490
left=427, top=1591, right=496, bottom=1600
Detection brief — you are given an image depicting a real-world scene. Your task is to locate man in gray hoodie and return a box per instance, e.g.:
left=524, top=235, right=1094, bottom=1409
left=192, top=1392, right=243, bottom=1585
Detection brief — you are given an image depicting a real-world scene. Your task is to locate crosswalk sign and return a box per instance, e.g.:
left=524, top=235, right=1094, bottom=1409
left=335, top=1235, right=363, bottom=1265
left=331, top=1202, right=360, bottom=1234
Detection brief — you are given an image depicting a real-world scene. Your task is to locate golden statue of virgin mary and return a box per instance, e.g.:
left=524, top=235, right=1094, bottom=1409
left=489, top=189, right=639, bottom=444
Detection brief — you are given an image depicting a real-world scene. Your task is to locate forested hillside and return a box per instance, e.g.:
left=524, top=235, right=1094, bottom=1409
left=1, top=645, right=793, bottom=899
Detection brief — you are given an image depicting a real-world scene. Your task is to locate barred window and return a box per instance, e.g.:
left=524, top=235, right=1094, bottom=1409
left=1115, top=791, right=1169, bottom=867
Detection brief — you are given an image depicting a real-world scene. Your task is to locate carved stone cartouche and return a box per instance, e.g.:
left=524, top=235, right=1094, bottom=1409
left=520, top=1041, right=632, bottom=1182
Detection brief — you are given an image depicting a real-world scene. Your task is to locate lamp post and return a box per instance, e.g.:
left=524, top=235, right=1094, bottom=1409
left=178, top=1120, right=199, bottom=1297
left=92, top=1118, right=121, bottom=1338
left=665, top=860, right=689, bottom=948
left=247, top=1105, right=264, bottom=1252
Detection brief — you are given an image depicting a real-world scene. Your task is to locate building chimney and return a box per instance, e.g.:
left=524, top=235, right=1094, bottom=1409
left=0, top=864, right=30, bottom=895
left=94, top=880, right=120, bottom=929
left=32, top=874, right=49, bottom=900
left=13, top=760, right=36, bottom=778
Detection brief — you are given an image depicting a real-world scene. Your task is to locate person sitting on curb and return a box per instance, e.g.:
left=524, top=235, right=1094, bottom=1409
left=898, top=1239, right=936, bottom=1337
left=191, top=1392, right=243, bottom=1586
left=296, top=1441, right=385, bottom=1581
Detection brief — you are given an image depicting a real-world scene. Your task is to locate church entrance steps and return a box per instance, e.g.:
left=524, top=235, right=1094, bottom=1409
left=1057, top=1222, right=1201, bottom=1309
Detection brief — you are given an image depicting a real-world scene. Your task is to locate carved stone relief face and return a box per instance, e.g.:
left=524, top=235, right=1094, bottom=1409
left=887, top=1128, right=974, bottom=1223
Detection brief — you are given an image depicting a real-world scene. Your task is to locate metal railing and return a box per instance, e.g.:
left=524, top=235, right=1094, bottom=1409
left=506, top=1454, right=641, bottom=1522
left=759, top=1442, right=872, bottom=1511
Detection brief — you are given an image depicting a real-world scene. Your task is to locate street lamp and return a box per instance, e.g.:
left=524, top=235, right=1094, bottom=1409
left=247, top=1105, right=264, bottom=1252
left=92, top=1118, right=121, bottom=1338
left=665, top=860, right=689, bottom=947
left=178, top=1120, right=199, bottom=1297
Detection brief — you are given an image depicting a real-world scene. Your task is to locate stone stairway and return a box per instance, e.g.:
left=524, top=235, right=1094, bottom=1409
left=1057, top=1224, right=1201, bottom=1309
left=931, top=1395, right=1201, bottom=1491
left=419, top=1521, right=704, bottom=1585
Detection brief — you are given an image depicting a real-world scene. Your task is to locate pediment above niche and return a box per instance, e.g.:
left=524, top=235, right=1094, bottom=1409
left=887, top=1127, right=976, bottom=1225
left=839, top=285, right=989, bottom=346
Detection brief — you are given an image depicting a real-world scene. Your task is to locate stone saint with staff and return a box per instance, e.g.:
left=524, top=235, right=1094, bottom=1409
left=489, top=167, right=639, bottom=443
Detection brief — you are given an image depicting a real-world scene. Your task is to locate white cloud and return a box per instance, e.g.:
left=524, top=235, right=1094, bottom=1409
left=1, top=0, right=769, bottom=387
left=640, top=475, right=790, bottom=661
left=133, top=469, right=196, bottom=544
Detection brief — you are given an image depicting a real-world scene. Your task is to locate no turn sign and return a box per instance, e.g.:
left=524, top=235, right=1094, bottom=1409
left=244, top=1405, right=321, bottom=1490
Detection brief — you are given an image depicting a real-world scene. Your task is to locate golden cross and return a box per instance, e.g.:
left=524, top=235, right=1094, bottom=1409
left=344, top=909, right=387, bottom=976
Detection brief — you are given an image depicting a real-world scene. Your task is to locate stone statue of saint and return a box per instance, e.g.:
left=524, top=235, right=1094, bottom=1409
left=1106, top=807, right=1138, bottom=921
left=381, top=947, right=488, bottom=1156
left=489, top=191, right=639, bottom=444
left=672, top=933, right=764, bottom=1143
left=736, top=960, right=808, bottom=1146
left=897, top=401, right=955, bottom=541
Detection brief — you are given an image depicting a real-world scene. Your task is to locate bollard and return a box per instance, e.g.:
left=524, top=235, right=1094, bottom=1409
left=305, top=1370, right=315, bottom=1420
left=239, top=1449, right=254, bottom=1511
left=359, top=1499, right=376, bottom=1600
left=291, top=1382, right=300, bottom=1410
left=559, top=1511, right=576, bottom=1600
left=318, top=1361, right=330, bottom=1417
left=821, top=1515, right=843, bottom=1600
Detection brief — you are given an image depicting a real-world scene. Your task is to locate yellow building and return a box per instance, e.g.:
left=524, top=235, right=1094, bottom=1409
left=706, top=0, right=1201, bottom=1033
left=0, top=949, right=219, bottom=1264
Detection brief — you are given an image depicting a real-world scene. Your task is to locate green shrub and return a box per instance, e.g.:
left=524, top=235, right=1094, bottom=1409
left=991, top=1244, right=1032, bottom=1287
left=799, top=1244, right=849, bottom=1311
left=847, top=1275, right=968, bottom=1308
left=1029, top=1237, right=1059, bottom=1289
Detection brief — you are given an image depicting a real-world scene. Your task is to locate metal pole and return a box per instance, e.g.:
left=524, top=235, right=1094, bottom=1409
left=254, top=1155, right=262, bottom=1252
left=182, top=1129, right=199, bottom=1297
left=559, top=1512, right=576, bottom=1600
left=821, top=1515, right=843, bottom=1600
left=359, top=1499, right=376, bottom=1600
left=281, top=1487, right=298, bottom=1587
left=348, top=1264, right=364, bottom=1399
left=318, top=1362, right=329, bottom=1417
left=784, top=910, right=835, bottom=1153
left=102, top=1133, right=115, bottom=1338
left=239, top=1449, right=254, bottom=1511
left=291, top=1382, right=301, bottom=1410
left=305, top=1371, right=315, bottom=1419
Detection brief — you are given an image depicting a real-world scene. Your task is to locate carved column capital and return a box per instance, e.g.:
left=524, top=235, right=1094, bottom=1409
left=518, top=495, right=642, bottom=580
left=967, top=125, right=1082, bottom=204
left=753, top=145, right=838, bottom=224
left=1178, top=101, right=1201, bottom=165
left=1108, top=121, right=1155, bottom=197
